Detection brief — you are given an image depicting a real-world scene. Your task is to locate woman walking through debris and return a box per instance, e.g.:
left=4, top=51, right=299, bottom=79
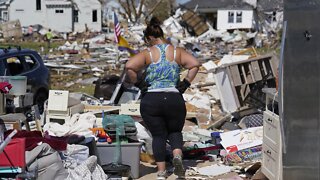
left=126, top=17, right=200, bottom=179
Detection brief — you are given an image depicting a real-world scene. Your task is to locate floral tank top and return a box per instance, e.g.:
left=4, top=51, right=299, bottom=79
left=145, top=44, right=180, bottom=90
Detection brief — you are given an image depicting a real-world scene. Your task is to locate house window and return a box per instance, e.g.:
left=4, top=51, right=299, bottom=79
left=2, top=11, right=8, bottom=21
left=272, top=11, right=277, bottom=22
left=74, top=10, right=79, bottom=22
left=36, top=0, right=41, bottom=11
left=92, top=10, right=97, bottom=22
left=236, top=12, right=242, bottom=23
left=55, top=9, right=64, bottom=14
left=228, top=11, right=234, bottom=23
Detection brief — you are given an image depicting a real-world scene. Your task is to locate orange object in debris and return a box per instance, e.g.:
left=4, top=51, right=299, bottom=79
left=90, top=127, right=112, bottom=143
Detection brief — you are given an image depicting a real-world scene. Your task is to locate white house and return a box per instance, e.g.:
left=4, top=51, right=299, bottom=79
left=184, top=0, right=254, bottom=30
left=0, top=0, right=10, bottom=22
left=73, top=0, right=101, bottom=32
left=183, top=0, right=283, bottom=31
left=0, top=0, right=101, bottom=32
left=217, top=9, right=253, bottom=30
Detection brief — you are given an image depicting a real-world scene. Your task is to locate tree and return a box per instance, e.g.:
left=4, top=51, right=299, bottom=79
left=117, top=0, right=165, bottom=24
left=145, top=0, right=176, bottom=22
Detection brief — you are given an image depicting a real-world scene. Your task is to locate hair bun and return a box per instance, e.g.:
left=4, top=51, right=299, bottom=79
left=149, top=17, right=161, bottom=26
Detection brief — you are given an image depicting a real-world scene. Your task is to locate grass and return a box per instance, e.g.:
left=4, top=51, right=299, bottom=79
left=50, top=73, right=97, bottom=96
left=255, top=44, right=280, bottom=56
left=51, top=83, right=96, bottom=95
left=0, top=40, right=64, bottom=54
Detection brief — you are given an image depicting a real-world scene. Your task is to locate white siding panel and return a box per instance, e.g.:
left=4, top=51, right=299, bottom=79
left=47, top=8, right=72, bottom=32
left=74, top=0, right=101, bottom=32
left=9, top=0, right=46, bottom=27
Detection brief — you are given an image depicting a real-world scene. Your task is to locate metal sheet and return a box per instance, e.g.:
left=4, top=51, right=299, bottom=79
left=283, top=1, right=320, bottom=179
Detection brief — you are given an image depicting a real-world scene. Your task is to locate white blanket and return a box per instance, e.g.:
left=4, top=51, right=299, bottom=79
left=43, top=112, right=96, bottom=137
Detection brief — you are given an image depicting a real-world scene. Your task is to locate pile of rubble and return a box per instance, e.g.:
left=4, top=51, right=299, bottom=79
left=0, top=4, right=281, bottom=179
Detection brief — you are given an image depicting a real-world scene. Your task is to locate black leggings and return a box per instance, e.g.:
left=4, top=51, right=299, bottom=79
left=140, top=92, right=186, bottom=162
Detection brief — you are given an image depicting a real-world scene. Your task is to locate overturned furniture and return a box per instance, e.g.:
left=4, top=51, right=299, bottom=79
left=181, top=10, right=209, bottom=36
left=213, top=53, right=278, bottom=112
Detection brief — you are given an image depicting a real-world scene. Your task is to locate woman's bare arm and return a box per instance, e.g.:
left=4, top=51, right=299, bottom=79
left=125, top=50, right=147, bottom=83
left=179, top=48, right=200, bottom=82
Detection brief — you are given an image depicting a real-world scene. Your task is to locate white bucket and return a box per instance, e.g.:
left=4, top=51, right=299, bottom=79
left=0, top=76, right=27, bottom=95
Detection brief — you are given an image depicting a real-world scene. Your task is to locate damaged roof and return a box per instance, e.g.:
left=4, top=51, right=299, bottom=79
left=258, top=0, right=283, bottom=11
left=183, top=0, right=252, bottom=12
left=0, top=0, right=10, bottom=5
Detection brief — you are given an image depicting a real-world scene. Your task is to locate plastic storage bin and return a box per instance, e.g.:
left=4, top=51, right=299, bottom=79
left=0, top=76, right=27, bottom=95
left=96, top=142, right=142, bottom=179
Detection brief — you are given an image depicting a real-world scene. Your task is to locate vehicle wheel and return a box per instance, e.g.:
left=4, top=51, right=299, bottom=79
left=34, top=91, right=48, bottom=114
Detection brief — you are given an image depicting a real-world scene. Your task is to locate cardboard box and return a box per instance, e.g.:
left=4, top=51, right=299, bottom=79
left=47, top=90, right=69, bottom=115
left=84, top=105, right=120, bottom=113
left=119, top=103, right=140, bottom=116
left=68, top=103, right=85, bottom=116
left=0, top=113, right=26, bottom=130
left=4, top=121, right=21, bottom=130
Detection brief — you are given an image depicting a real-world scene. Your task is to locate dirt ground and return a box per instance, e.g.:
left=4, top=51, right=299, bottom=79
left=137, top=160, right=239, bottom=180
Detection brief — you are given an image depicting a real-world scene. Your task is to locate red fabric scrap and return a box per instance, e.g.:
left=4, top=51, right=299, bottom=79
left=0, top=82, right=12, bottom=94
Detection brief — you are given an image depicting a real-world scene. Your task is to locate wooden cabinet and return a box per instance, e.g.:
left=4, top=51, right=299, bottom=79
left=262, top=88, right=282, bottom=180
left=214, top=54, right=278, bottom=112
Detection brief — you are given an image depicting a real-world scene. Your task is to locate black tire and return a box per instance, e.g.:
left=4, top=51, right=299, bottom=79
left=34, top=91, right=48, bottom=114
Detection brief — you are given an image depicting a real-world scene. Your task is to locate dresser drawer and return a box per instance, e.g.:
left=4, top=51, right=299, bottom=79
left=263, top=111, right=279, bottom=128
left=263, top=111, right=280, bottom=151
left=262, top=143, right=279, bottom=180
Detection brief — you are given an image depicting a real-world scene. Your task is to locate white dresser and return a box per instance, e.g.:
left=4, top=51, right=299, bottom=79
left=261, top=88, right=282, bottom=180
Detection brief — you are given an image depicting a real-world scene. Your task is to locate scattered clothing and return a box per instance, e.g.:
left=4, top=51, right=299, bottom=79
left=43, top=112, right=96, bottom=137
left=67, top=156, right=107, bottom=180
left=43, top=132, right=85, bottom=145
left=0, top=82, right=12, bottom=94
left=26, top=143, right=68, bottom=180
left=238, top=113, right=263, bottom=129
left=61, top=144, right=89, bottom=169
left=5, top=130, right=67, bottom=151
